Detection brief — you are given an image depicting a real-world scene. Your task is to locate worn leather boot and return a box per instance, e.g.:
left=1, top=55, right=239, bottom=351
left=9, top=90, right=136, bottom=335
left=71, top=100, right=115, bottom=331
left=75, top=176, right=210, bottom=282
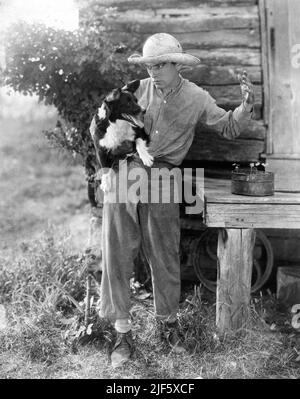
left=111, top=331, right=134, bottom=368
left=158, top=320, right=187, bottom=354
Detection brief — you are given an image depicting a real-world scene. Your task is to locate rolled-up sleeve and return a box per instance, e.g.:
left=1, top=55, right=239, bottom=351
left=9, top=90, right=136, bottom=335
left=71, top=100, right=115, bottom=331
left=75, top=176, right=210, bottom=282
left=199, top=92, right=254, bottom=140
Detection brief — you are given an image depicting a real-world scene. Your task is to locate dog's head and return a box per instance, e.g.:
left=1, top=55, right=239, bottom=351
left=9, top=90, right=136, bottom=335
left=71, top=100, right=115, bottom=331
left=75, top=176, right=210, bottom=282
left=98, top=80, right=144, bottom=128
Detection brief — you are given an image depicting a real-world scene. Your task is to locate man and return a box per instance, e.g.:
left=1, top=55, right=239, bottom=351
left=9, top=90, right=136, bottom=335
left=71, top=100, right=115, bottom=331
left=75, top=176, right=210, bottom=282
left=97, top=33, right=254, bottom=367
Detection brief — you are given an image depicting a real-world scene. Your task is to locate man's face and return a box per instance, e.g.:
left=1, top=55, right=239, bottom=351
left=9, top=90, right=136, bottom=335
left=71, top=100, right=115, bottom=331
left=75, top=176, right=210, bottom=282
left=145, top=62, right=180, bottom=91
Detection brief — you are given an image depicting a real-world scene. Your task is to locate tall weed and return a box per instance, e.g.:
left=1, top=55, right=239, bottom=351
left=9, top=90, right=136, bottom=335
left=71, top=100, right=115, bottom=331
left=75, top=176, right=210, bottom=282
left=0, top=228, right=94, bottom=362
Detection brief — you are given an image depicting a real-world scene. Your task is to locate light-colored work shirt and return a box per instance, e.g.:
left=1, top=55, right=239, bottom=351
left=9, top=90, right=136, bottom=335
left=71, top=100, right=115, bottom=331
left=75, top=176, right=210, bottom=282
left=134, top=76, right=254, bottom=166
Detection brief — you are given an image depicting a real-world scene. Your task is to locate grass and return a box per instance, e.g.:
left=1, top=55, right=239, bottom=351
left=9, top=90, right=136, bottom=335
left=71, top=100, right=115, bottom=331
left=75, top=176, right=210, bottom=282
left=0, top=116, right=88, bottom=257
left=1, top=237, right=300, bottom=379
left=0, top=111, right=300, bottom=379
left=0, top=228, right=299, bottom=379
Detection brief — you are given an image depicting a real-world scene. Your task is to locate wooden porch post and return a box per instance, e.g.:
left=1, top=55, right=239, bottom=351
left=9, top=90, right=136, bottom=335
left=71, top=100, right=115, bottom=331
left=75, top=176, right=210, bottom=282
left=261, top=0, right=300, bottom=191
left=216, top=228, right=256, bottom=334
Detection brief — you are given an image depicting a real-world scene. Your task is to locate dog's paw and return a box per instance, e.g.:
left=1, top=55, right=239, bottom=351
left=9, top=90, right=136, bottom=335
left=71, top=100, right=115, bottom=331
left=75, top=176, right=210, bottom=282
left=100, top=173, right=112, bottom=193
left=136, top=138, right=154, bottom=167
left=140, top=152, right=154, bottom=167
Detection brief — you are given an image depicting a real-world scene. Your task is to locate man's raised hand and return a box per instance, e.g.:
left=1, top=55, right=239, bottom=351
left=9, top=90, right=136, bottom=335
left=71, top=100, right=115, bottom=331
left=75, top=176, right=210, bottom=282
left=238, top=70, right=254, bottom=107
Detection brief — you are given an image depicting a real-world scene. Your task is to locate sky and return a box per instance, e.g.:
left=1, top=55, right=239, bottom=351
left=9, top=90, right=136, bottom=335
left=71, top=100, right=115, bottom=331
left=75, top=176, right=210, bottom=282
left=0, top=0, right=79, bottom=105
left=0, top=0, right=79, bottom=31
left=0, top=0, right=79, bottom=70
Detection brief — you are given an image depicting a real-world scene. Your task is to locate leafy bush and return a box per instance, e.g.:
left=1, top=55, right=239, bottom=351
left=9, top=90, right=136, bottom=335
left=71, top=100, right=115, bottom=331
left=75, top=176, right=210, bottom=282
left=2, top=6, right=145, bottom=201
left=3, top=18, right=141, bottom=151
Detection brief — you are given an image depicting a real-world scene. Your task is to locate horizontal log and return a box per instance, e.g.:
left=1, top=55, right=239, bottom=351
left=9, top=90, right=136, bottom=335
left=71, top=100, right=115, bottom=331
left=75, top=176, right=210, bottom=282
left=156, top=6, right=258, bottom=21
left=181, top=65, right=262, bottom=85
left=238, top=119, right=266, bottom=140
left=200, top=102, right=262, bottom=120
left=188, top=48, right=261, bottom=66
left=202, top=84, right=262, bottom=105
left=186, top=132, right=265, bottom=162
left=172, top=29, right=260, bottom=49
left=215, top=102, right=262, bottom=120
left=196, top=85, right=263, bottom=120
left=113, top=10, right=258, bottom=35
left=89, top=0, right=258, bottom=11
left=198, top=119, right=266, bottom=140
left=136, top=29, right=260, bottom=51
left=80, top=2, right=259, bottom=27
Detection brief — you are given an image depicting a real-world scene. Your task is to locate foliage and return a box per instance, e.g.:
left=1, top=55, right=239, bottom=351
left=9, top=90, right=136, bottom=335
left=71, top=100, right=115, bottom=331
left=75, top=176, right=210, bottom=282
left=2, top=7, right=145, bottom=164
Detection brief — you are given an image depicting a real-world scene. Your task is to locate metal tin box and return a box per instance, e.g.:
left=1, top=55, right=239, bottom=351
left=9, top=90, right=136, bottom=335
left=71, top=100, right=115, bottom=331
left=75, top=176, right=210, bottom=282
left=231, top=169, right=274, bottom=196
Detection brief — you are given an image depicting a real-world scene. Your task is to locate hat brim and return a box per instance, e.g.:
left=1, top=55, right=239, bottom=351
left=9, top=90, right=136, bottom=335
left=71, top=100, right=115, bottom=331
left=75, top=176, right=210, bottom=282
left=128, top=52, right=201, bottom=66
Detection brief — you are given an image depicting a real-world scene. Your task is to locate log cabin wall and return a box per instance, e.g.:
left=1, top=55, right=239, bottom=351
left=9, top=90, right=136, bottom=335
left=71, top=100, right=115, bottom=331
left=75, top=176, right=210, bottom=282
left=79, top=0, right=300, bottom=274
left=81, top=0, right=265, bottom=163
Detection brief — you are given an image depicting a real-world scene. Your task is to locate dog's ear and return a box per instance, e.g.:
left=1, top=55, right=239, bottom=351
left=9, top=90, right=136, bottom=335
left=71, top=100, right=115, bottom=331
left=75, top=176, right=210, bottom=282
left=105, top=88, right=121, bottom=103
left=122, top=80, right=140, bottom=94
left=97, top=102, right=110, bottom=120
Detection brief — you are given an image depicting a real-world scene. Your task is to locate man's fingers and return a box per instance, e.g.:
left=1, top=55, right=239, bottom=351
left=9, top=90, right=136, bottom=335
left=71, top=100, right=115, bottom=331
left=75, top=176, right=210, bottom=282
left=241, top=74, right=251, bottom=83
left=243, top=78, right=252, bottom=87
left=238, top=78, right=252, bottom=91
left=238, top=70, right=252, bottom=85
left=241, top=80, right=251, bottom=90
left=242, top=71, right=249, bottom=82
left=242, top=74, right=253, bottom=86
left=238, top=70, right=254, bottom=104
left=241, top=80, right=253, bottom=92
left=241, top=85, right=250, bottom=92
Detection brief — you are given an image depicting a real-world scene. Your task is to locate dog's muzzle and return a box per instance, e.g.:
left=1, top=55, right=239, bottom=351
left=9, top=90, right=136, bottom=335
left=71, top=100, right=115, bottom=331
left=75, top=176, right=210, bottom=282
left=121, top=112, right=144, bottom=128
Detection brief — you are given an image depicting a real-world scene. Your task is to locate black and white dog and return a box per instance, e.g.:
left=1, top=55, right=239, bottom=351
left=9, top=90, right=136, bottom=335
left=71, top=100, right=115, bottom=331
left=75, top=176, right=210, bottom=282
left=89, top=80, right=153, bottom=192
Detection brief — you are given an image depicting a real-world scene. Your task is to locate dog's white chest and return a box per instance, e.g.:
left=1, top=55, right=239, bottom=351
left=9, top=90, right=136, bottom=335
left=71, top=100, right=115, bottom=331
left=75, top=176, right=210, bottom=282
left=99, top=119, right=136, bottom=150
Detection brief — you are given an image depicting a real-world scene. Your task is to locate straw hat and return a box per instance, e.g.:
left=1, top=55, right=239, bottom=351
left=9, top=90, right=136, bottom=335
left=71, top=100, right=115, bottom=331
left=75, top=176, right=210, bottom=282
left=128, top=33, right=201, bottom=66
